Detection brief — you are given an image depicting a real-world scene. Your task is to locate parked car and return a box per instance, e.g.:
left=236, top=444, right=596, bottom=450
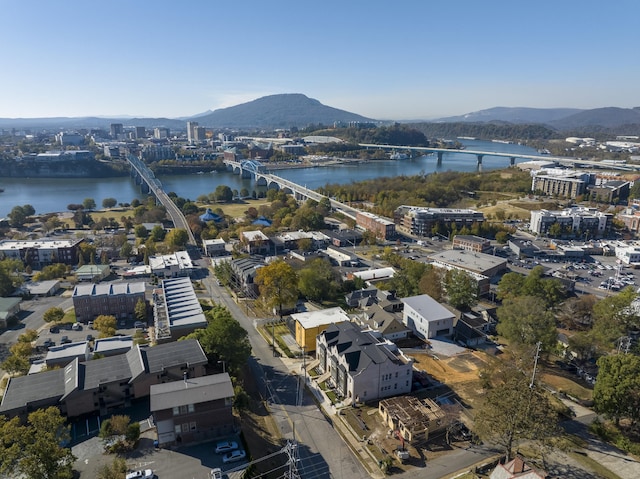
left=43, top=339, right=55, bottom=349
left=210, top=468, right=223, bottom=479
left=49, top=326, right=59, bottom=334
left=134, top=321, right=146, bottom=329
left=60, top=336, right=71, bottom=344
left=222, top=449, right=246, bottom=464
left=215, top=440, right=238, bottom=454
left=125, top=470, right=154, bottom=479
left=86, top=334, right=94, bottom=342
left=71, top=322, right=82, bottom=331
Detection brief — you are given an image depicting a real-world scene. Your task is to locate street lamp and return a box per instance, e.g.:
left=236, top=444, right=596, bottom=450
left=218, top=360, right=226, bottom=374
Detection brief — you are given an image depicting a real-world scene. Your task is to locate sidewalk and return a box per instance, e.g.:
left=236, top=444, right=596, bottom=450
left=560, top=397, right=640, bottom=479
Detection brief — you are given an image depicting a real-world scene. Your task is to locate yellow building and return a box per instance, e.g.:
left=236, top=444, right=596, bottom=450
left=293, top=307, right=349, bottom=352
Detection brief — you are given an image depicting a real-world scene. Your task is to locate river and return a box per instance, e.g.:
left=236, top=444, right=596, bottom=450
left=0, top=140, right=542, bottom=217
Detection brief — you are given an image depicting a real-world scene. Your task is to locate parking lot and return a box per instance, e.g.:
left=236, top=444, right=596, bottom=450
left=72, top=434, right=247, bottom=479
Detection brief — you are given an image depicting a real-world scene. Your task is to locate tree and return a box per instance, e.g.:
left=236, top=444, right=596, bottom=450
left=444, top=269, right=477, bottom=311
left=102, top=197, right=117, bottom=209
left=214, top=185, right=233, bottom=203
left=82, top=197, right=96, bottom=210
left=255, top=259, right=298, bottom=318
left=0, top=406, right=75, bottom=479
left=43, top=307, right=65, bottom=323
left=93, top=314, right=117, bottom=338
left=186, top=306, right=251, bottom=373
left=8, top=205, right=30, bottom=228
left=119, top=241, right=133, bottom=259
left=134, top=224, right=148, bottom=239
left=496, top=296, right=557, bottom=352
left=96, top=458, right=127, bottom=479
left=166, top=228, right=190, bottom=249
left=474, top=367, right=559, bottom=461
left=591, top=286, right=639, bottom=350
left=298, top=258, right=337, bottom=302
left=150, top=225, right=166, bottom=242
left=1, top=354, right=30, bottom=375
left=418, top=267, right=445, bottom=301
left=134, top=299, right=147, bottom=322
left=593, top=354, right=640, bottom=426
left=557, top=295, right=596, bottom=330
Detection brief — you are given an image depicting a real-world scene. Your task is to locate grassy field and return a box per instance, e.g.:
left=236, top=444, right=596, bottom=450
left=87, top=199, right=271, bottom=224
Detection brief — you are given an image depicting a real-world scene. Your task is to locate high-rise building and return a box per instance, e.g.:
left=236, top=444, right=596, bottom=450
left=110, top=123, right=123, bottom=138
left=194, top=126, right=207, bottom=142
left=187, top=121, right=198, bottom=144
left=135, top=126, right=146, bottom=139
left=154, top=127, right=170, bottom=139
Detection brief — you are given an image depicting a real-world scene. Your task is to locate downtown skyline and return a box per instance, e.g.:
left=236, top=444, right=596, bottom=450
left=1, top=0, right=639, bottom=121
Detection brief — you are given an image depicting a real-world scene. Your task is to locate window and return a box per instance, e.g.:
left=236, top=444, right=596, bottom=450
left=181, top=423, right=189, bottom=433
left=172, top=406, right=180, bottom=416
left=174, top=425, right=181, bottom=434
left=190, top=421, right=197, bottom=431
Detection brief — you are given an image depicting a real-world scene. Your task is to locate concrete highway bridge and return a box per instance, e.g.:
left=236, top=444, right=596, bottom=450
left=126, top=155, right=197, bottom=246
left=358, top=143, right=640, bottom=171
left=222, top=159, right=358, bottom=220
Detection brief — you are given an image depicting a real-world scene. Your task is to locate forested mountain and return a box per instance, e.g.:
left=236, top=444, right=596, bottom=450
left=309, top=124, right=429, bottom=146
left=192, top=94, right=374, bottom=129
left=408, top=122, right=559, bottom=141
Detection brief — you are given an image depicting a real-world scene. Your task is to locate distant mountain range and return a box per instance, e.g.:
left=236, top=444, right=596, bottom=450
left=1, top=95, right=639, bottom=132
left=435, top=106, right=640, bottom=130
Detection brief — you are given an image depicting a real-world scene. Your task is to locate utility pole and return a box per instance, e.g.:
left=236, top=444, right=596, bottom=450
left=272, top=321, right=276, bottom=357
left=283, top=439, right=301, bottom=479
left=530, top=341, right=542, bottom=389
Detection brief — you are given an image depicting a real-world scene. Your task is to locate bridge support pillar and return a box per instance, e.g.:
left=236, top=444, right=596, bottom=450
left=140, top=182, right=150, bottom=194
left=510, top=157, right=516, bottom=166
left=436, top=151, right=443, bottom=167
left=476, top=154, right=484, bottom=170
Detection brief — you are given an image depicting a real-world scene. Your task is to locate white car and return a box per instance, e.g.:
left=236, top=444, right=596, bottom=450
left=125, top=470, right=154, bottom=479
left=215, top=440, right=238, bottom=454
left=222, top=449, right=246, bottom=464
left=210, top=468, right=223, bottom=479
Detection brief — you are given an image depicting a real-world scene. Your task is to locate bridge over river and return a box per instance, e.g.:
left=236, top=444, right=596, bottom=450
left=126, top=155, right=197, bottom=246
left=222, top=159, right=359, bottom=220
left=358, top=143, right=640, bottom=171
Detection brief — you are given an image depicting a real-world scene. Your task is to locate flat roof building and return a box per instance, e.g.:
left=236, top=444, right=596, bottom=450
left=153, top=277, right=207, bottom=342
left=293, top=307, right=350, bottom=352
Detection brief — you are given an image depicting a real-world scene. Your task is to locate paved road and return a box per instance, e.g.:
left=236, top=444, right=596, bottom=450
left=202, top=268, right=371, bottom=479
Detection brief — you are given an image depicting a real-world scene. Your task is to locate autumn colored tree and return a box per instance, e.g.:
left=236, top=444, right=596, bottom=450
left=255, top=259, right=298, bottom=318
left=474, top=366, right=559, bottom=461
left=0, top=406, right=76, bottom=479
left=43, top=307, right=65, bottom=323
left=93, top=314, right=117, bottom=338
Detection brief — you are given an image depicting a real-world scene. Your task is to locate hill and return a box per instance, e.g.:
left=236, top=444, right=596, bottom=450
left=435, top=107, right=583, bottom=125
left=191, top=93, right=374, bottom=129
left=434, top=106, right=640, bottom=131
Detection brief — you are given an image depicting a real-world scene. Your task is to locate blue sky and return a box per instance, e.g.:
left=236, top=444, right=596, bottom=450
left=1, top=0, right=638, bottom=120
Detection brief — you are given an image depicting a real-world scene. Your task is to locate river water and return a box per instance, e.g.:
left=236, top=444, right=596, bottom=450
left=0, top=140, right=542, bottom=217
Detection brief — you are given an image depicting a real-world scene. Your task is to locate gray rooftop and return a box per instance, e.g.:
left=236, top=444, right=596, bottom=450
left=428, top=249, right=506, bottom=274
left=0, top=339, right=207, bottom=415
left=150, top=373, right=234, bottom=411
left=402, top=294, right=456, bottom=323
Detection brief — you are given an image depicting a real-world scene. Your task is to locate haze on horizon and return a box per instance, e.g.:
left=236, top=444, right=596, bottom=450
left=1, top=0, right=639, bottom=121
